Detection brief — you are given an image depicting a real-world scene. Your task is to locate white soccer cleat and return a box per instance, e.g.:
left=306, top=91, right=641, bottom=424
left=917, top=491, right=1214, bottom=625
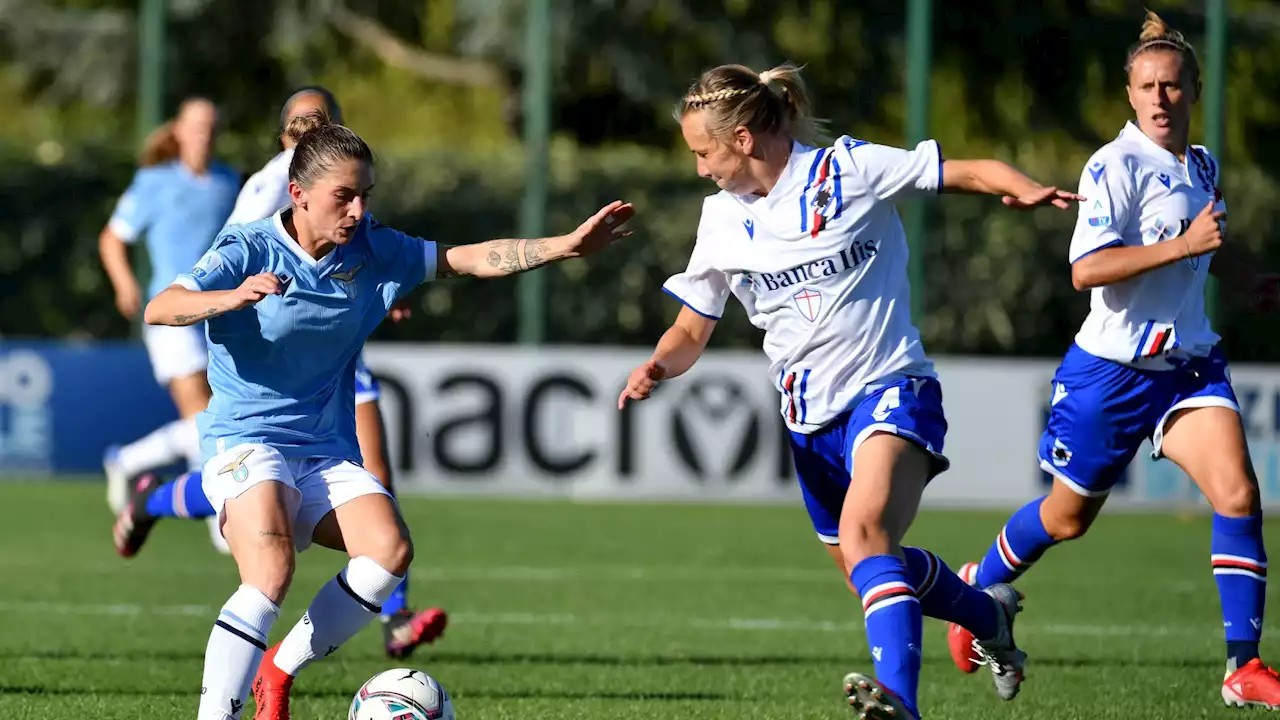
left=974, top=583, right=1027, bottom=701
left=843, top=672, right=917, bottom=720
left=104, top=445, right=128, bottom=514
left=206, top=516, right=231, bottom=555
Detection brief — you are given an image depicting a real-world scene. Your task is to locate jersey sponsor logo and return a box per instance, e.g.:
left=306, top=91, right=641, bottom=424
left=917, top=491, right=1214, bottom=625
left=1088, top=162, right=1105, bottom=184
left=1051, top=382, right=1068, bottom=406
left=751, top=238, right=879, bottom=293
left=1156, top=172, right=1171, bottom=189
left=1087, top=216, right=1111, bottom=227
left=743, top=218, right=755, bottom=240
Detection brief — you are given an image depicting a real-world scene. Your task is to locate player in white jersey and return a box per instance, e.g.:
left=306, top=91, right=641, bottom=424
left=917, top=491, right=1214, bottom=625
left=618, top=62, right=1080, bottom=720
left=947, top=11, right=1280, bottom=710
left=111, top=87, right=447, bottom=660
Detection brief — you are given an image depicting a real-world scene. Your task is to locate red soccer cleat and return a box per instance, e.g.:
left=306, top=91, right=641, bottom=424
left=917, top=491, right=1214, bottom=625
left=383, top=607, right=449, bottom=660
left=1223, top=658, right=1280, bottom=709
left=112, top=473, right=160, bottom=558
left=251, top=644, right=293, bottom=720
left=946, top=562, right=983, bottom=674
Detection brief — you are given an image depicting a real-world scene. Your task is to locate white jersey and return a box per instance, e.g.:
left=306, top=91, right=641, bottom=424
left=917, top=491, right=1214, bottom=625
left=663, top=135, right=940, bottom=434
left=1070, top=121, right=1224, bottom=370
left=224, top=149, right=293, bottom=227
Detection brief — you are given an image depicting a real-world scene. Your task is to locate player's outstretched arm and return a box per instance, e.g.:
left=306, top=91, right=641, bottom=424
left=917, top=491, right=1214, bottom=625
left=436, top=201, right=635, bottom=279
left=941, top=160, right=1083, bottom=210
left=145, top=273, right=283, bottom=326
left=618, top=307, right=716, bottom=409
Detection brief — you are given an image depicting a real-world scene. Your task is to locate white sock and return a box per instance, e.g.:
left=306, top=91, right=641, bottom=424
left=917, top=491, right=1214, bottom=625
left=175, top=416, right=202, bottom=471
left=273, top=556, right=402, bottom=675
left=118, top=418, right=198, bottom=476
left=197, top=585, right=280, bottom=720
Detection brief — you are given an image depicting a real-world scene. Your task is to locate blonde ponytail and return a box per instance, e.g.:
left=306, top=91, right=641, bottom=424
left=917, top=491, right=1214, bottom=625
left=678, top=62, right=829, bottom=147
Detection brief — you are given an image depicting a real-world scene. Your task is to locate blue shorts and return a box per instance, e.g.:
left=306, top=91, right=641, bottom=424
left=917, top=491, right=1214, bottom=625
left=790, top=376, right=949, bottom=545
left=1040, top=344, right=1239, bottom=497
left=354, top=355, right=380, bottom=406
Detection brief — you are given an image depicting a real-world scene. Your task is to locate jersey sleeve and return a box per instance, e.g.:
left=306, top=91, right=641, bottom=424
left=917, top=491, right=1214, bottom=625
left=1069, top=150, right=1134, bottom=264
left=366, top=217, right=438, bottom=307
left=107, top=170, right=158, bottom=243
left=224, top=170, right=289, bottom=226
left=838, top=135, right=943, bottom=203
left=174, top=231, right=255, bottom=292
left=661, top=199, right=732, bottom=320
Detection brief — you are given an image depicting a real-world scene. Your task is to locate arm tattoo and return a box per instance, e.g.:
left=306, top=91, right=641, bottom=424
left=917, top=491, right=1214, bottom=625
left=173, top=307, right=220, bottom=325
left=487, top=238, right=555, bottom=276
left=258, top=530, right=290, bottom=539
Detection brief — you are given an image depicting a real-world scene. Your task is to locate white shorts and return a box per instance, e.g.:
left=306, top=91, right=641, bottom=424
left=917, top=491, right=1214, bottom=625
left=202, top=443, right=392, bottom=552
left=142, top=322, right=208, bottom=385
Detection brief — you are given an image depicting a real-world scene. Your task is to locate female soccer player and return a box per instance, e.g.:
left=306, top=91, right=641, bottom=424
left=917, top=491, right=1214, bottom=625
left=113, top=87, right=447, bottom=660
left=100, top=97, right=239, bottom=516
left=947, top=12, right=1280, bottom=709
left=145, top=109, right=634, bottom=720
left=618, top=63, right=1079, bottom=720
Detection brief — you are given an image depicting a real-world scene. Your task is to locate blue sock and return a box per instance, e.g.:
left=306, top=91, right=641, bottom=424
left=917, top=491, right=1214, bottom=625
left=144, top=471, right=215, bottom=519
left=851, top=555, right=921, bottom=717
left=904, top=546, right=998, bottom=641
left=1212, top=513, right=1267, bottom=673
left=381, top=575, right=409, bottom=618
left=976, top=496, right=1057, bottom=588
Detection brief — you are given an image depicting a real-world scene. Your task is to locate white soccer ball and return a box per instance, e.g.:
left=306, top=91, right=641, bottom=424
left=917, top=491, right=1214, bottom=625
left=348, top=668, right=455, bottom=720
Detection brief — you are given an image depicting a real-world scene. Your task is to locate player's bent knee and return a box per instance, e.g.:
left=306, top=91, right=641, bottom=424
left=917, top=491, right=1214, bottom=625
left=836, top=518, right=891, bottom=569
left=1206, top=474, right=1260, bottom=517
left=235, top=536, right=296, bottom=604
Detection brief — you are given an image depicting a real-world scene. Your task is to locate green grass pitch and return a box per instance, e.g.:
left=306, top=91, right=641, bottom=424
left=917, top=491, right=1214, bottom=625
left=0, top=481, right=1275, bottom=719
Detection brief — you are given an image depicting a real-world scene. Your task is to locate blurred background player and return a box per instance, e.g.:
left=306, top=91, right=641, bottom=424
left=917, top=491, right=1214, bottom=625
left=99, top=97, right=239, bottom=554
left=111, top=86, right=447, bottom=661
left=945, top=11, right=1280, bottom=710
left=618, top=62, right=1079, bottom=720
left=145, top=109, right=631, bottom=720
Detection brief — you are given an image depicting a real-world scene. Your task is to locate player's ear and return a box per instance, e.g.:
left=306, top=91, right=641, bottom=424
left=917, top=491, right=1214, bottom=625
left=288, top=180, right=306, bottom=210
left=733, top=125, right=754, bottom=156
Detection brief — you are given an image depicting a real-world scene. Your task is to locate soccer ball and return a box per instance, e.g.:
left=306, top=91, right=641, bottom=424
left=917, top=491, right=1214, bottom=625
left=348, top=668, right=455, bottom=720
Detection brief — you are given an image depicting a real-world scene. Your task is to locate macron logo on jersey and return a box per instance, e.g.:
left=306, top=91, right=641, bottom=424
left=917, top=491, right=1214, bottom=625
left=1088, top=163, right=1105, bottom=184
left=753, top=238, right=879, bottom=292
left=743, top=218, right=755, bottom=240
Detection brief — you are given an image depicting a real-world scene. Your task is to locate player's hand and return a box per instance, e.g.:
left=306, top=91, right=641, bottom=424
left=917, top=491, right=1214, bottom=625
left=1002, top=186, right=1085, bottom=210
left=388, top=299, right=413, bottom=323
left=114, top=281, right=142, bottom=319
left=566, top=200, right=635, bottom=258
left=1182, top=200, right=1227, bottom=257
left=617, top=359, right=667, bottom=409
left=227, top=272, right=283, bottom=310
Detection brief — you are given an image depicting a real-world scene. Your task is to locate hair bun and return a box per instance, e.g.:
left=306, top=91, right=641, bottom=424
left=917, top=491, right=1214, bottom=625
left=284, top=108, right=332, bottom=144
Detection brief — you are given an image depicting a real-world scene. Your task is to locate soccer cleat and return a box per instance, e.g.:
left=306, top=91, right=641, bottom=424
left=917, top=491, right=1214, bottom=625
left=1222, top=658, right=1280, bottom=709
left=947, top=562, right=984, bottom=674
left=112, top=473, right=160, bottom=558
left=252, top=644, right=293, bottom=720
left=382, top=607, right=449, bottom=659
left=973, top=583, right=1027, bottom=701
left=104, top=445, right=128, bottom=514
left=842, top=672, right=917, bottom=720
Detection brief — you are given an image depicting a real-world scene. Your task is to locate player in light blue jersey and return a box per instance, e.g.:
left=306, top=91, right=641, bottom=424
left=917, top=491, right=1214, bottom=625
left=143, top=108, right=634, bottom=720
left=111, top=87, right=447, bottom=661
left=947, top=11, right=1280, bottom=710
left=619, top=62, right=1078, bottom=720
left=99, top=96, right=240, bottom=518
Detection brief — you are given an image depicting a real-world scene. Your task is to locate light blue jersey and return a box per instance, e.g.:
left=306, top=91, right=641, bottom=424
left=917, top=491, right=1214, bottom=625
left=175, top=211, right=436, bottom=462
left=109, top=160, right=241, bottom=300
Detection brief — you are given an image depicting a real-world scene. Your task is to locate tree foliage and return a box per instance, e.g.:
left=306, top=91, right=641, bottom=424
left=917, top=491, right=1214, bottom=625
left=1, top=0, right=1278, bottom=360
